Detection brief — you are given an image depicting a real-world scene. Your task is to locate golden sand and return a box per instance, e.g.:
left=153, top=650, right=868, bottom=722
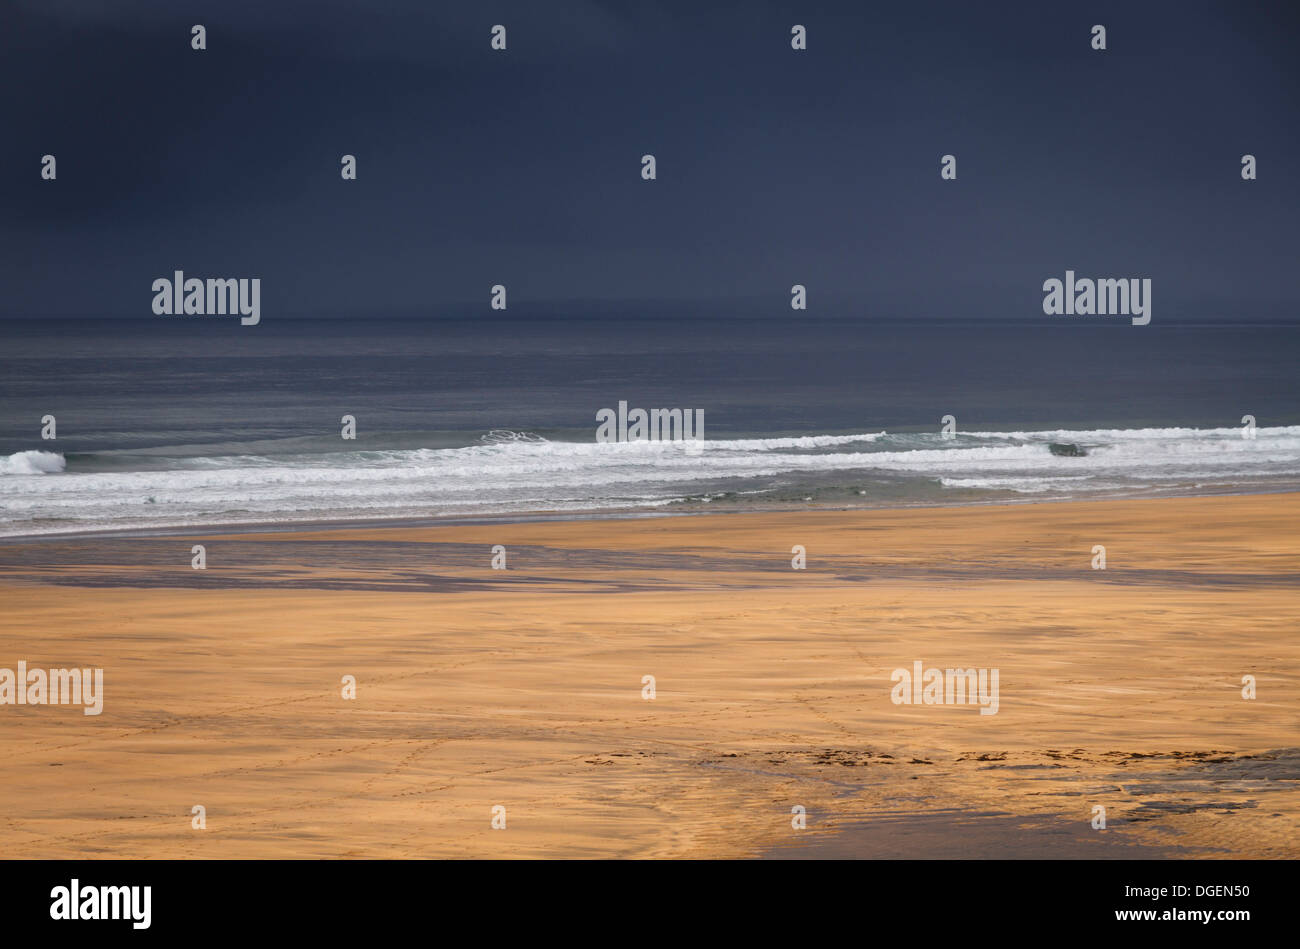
left=1, top=493, right=1296, bottom=858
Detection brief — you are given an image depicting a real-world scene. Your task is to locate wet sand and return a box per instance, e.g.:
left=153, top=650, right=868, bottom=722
left=0, top=493, right=1297, bottom=858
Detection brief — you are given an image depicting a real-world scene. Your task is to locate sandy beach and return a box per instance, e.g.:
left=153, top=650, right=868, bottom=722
left=1, top=493, right=1296, bottom=859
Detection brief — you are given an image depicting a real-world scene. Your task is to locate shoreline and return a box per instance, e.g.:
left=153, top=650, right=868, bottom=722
left=3, top=481, right=1298, bottom=544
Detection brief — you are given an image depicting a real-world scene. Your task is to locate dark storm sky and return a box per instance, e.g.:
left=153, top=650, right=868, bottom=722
left=1, top=0, right=1297, bottom=320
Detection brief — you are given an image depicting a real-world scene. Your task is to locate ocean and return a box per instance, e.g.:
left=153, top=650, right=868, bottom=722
left=1, top=317, right=1297, bottom=537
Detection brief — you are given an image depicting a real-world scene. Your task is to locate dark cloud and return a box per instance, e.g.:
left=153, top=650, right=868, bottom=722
left=1, top=0, right=1297, bottom=318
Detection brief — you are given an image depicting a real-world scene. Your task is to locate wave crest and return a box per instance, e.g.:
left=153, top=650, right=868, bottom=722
left=0, top=451, right=66, bottom=475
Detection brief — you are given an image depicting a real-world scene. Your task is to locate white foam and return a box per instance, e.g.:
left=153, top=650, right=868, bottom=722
left=2, top=426, right=1297, bottom=535
left=0, top=451, right=66, bottom=475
